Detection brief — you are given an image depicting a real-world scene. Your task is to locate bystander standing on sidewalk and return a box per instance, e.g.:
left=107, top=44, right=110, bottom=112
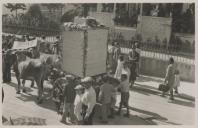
left=162, top=57, right=176, bottom=100
left=135, top=42, right=141, bottom=77
left=173, top=69, right=180, bottom=94
left=113, top=42, right=121, bottom=73
left=108, top=42, right=116, bottom=74
left=114, top=55, right=125, bottom=80
left=128, top=45, right=138, bottom=88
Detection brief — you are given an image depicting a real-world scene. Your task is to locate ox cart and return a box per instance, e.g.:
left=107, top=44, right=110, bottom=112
left=61, top=26, right=109, bottom=79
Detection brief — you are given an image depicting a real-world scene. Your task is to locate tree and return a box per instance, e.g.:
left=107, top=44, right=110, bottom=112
left=41, top=4, right=65, bottom=22
left=60, top=9, right=80, bottom=23
left=26, top=4, right=43, bottom=27
left=4, top=3, right=26, bottom=18
left=41, top=4, right=64, bottom=13
left=60, top=3, right=92, bottom=23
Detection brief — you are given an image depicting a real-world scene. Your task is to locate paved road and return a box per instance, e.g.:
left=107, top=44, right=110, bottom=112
left=2, top=76, right=195, bottom=125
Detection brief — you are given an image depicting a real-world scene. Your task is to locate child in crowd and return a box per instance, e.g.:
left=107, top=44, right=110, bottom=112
left=174, top=69, right=180, bottom=94
left=122, top=62, right=131, bottom=83
left=117, top=74, right=130, bottom=118
left=109, top=77, right=120, bottom=119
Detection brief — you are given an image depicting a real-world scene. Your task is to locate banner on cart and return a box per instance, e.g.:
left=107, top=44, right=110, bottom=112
left=12, top=39, right=38, bottom=50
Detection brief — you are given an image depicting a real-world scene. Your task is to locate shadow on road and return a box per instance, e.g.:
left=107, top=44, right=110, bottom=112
left=136, top=76, right=164, bottom=83
left=7, top=82, right=34, bottom=93
left=14, top=88, right=57, bottom=113
left=16, top=93, right=36, bottom=102
left=133, top=82, right=195, bottom=102
left=129, top=106, right=167, bottom=121
left=131, top=87, right=151, bottom=96
left=168, top=99, right=195, bottom=108
left=3, top=116, right=47, bottom=125
left=127, top=106, right=181, bottom=125
left=93, top=104, right=157, bottom=125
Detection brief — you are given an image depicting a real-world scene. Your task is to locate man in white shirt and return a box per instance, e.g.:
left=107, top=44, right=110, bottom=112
left=81, top=77, right=96, bottom=125
left=74, top=84, right=84, bottom=125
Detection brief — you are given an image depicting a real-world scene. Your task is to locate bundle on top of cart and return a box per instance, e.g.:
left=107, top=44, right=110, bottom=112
left=63, top=16, right=106, bottom=31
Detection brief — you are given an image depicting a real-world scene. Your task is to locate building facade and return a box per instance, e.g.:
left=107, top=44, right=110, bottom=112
left=88, top=3, right=194, bottom=44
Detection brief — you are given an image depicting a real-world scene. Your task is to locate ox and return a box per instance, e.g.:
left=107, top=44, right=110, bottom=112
left=11, top=50, right=49, bottom=103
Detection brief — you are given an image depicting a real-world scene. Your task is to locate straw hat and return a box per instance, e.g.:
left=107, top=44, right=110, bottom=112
left=81, top=76, right=93, bottom=83
left=75, top=84, right=84, bottom=90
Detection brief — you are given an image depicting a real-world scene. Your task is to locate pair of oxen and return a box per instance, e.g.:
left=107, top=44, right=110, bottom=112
left=5, top=48, right=62, bottom=104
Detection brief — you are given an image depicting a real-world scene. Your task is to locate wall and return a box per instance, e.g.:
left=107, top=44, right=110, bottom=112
left=140, top=57, right=195, bottom=82
left=114, top=27, right=137, bottom=40
left=174, top=33, right=195, bottom=44
left=89, top=12, right=137, bottom=40
left=137, top=16, right=172, bottom=44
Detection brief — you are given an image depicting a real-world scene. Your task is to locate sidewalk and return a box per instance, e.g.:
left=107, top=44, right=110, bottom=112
left=133, top=75, right=195, bottom=101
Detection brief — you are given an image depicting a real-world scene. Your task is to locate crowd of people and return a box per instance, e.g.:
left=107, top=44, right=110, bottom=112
left=108, top=41, right=141, bottom=87
left=49, top=70, right=132, bottom=125
left=2, top=33, right=182, bottom=125
left=108, top=41, right=181, bottom=103
left=2, top=34, right=61, bottom=83
left=48, top=40, right=181, bottom=125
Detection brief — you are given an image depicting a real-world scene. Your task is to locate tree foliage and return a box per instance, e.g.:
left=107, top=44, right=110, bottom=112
left=4, top=3, right=26, bottom=12
left=41, top=3, right=64, bottom=13
left=4, top=3, right=26, bottom=18
left=60, top=4, right=89, bottom=23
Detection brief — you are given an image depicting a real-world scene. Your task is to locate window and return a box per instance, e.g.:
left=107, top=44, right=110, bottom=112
left=101, top=3, right=114, bottom=12
left=114, top=3, right=140, bottom=28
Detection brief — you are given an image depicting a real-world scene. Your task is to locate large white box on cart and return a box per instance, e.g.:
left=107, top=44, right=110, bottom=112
left=62, top=29, right=108, bottom=77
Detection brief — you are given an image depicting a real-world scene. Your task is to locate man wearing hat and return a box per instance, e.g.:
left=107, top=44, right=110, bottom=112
left=74, top=85, right=84, bottom=125
left=61, top=75, right=76, bottom=124
left=81, top=77, right=96, bottom=125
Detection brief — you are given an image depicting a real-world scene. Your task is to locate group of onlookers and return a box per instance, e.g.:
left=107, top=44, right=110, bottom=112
left=108, top=40, right=181, bottom=105
left=109, top=41, right=141, bottom=87
left=2, top=34, right=61, bottom=83
left=52, top=72, right=132, bottom=125
left=53, top=75, right=97, bottom=125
